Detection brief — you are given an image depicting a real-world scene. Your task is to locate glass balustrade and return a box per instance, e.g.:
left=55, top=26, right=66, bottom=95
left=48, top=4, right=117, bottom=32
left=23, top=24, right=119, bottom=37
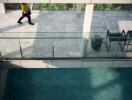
left=0, top=32, right=132, bottom=59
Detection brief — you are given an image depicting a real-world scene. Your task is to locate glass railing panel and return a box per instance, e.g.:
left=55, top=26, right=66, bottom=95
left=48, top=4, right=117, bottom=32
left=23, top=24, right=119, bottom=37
left=0, top=32, right=132, bottom=59
left=87, top=32, right=132, bottom=58
left=53, top=38, right=82, bottom=57
left=0, top=33, right=21, bottom=58
left=20, top=39, right=53, bottom=58
left=19, top=32, right=82, bottom=58
left=0, top=39, right=21, bottom=58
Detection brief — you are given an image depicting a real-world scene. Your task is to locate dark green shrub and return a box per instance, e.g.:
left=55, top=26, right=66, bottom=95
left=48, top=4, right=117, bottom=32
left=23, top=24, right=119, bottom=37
left=91, top=35, right=103, bottom=51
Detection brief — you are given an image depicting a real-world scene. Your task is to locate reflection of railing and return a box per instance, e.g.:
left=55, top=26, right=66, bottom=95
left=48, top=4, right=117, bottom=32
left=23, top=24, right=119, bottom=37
left=0, top=32, right=132, bottom=60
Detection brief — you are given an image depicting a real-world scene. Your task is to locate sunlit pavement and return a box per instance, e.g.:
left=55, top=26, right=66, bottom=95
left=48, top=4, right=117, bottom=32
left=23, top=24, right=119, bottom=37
left=0, top=11, right=132, bottom=58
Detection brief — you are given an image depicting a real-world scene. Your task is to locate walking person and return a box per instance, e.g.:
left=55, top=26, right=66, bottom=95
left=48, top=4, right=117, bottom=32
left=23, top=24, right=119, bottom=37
left=17, top=3, right=34, bottom=25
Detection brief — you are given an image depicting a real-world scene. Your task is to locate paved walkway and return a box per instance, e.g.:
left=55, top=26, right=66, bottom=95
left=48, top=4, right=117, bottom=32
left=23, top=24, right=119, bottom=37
left=0, top=10, right=132, bottom=58
left=1, top=10, right=132, bottom=33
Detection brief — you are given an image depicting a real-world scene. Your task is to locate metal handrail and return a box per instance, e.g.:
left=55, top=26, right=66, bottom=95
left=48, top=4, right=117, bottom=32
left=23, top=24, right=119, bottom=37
left=0, top=32, right=107, bottom=33
left=1, top=57, right=132, bottom=61
left=0, top=37, right=82, bottom=39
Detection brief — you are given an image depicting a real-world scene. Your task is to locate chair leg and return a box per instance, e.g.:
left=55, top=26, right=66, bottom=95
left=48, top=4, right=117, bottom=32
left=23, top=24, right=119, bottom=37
left=105, top=38, right=111, bottom=52
left=125, top=40, right=130, bottom=52
left=119, top=42, right=123, bottom=52
left=123, top=40, right=128, bottom=52
left=105, top=42, right=108, bottom=52
left=122, top=40, right=127, bottom=52
left=107, top=41, right=111, bottom=52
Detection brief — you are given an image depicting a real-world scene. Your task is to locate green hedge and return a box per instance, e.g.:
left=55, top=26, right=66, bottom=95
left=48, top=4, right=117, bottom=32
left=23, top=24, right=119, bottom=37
left=32, top=4, right=125, bottom=11
left=5, top=3, right=132, bottom=11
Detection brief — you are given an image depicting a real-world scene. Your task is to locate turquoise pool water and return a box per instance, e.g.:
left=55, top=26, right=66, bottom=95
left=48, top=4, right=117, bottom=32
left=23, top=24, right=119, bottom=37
left=3, top=68, right=132, bottom=100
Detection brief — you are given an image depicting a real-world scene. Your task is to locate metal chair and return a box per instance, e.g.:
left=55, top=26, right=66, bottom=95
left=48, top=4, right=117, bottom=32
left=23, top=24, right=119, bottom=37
left=105, top=30, right=127, bottom=52
left=124, top=31, right=132, bottom=52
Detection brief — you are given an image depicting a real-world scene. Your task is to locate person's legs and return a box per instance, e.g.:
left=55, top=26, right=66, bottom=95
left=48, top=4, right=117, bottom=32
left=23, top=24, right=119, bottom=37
left=17, top=13, right=26, bottom=24
left=26, top=13, right=34, bottom=25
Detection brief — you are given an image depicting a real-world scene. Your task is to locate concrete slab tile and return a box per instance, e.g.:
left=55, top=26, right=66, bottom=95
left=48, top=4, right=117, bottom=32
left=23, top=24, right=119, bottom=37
left=50, top=60, right=83, bottom=68
left=113, top=61, right=132, bottom=67
left=83, top=61, right=113, bottom=67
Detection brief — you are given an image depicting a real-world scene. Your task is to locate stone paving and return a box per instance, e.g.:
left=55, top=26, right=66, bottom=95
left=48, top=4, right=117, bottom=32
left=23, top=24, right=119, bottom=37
left=0, top=10, right=132, bottom=58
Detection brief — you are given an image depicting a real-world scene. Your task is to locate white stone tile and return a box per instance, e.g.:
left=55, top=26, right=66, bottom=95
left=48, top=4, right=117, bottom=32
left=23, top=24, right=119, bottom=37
left=21, top=60, right=51, bottom=68
left=50, top=60, right=83, bottom=68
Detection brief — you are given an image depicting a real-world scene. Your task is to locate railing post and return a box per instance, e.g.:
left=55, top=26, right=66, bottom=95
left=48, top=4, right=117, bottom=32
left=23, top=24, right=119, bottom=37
left=52, top=46, right=54, bottom=58
left=19, top=39, right=23, bottom=59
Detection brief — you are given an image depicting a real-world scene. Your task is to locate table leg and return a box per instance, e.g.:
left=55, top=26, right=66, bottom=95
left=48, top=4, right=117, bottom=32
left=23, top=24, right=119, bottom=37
left=125, top=39, right=130, bottom=52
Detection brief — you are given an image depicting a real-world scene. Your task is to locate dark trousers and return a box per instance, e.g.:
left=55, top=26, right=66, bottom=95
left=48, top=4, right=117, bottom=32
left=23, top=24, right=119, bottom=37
left=18, top=12, right=32, bottom=24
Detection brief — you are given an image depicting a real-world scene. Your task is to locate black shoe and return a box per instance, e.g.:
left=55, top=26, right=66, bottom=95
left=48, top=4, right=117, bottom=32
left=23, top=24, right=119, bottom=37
left=17, top=21, right=22, bottom=24
left=29, top=22, right=35, bottom=25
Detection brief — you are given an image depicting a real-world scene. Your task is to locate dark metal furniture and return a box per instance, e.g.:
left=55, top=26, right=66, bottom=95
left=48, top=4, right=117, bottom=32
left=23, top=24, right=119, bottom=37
left=124, top=31, right=132, bottom=52
left=106, top=30, right=127, bottom=52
